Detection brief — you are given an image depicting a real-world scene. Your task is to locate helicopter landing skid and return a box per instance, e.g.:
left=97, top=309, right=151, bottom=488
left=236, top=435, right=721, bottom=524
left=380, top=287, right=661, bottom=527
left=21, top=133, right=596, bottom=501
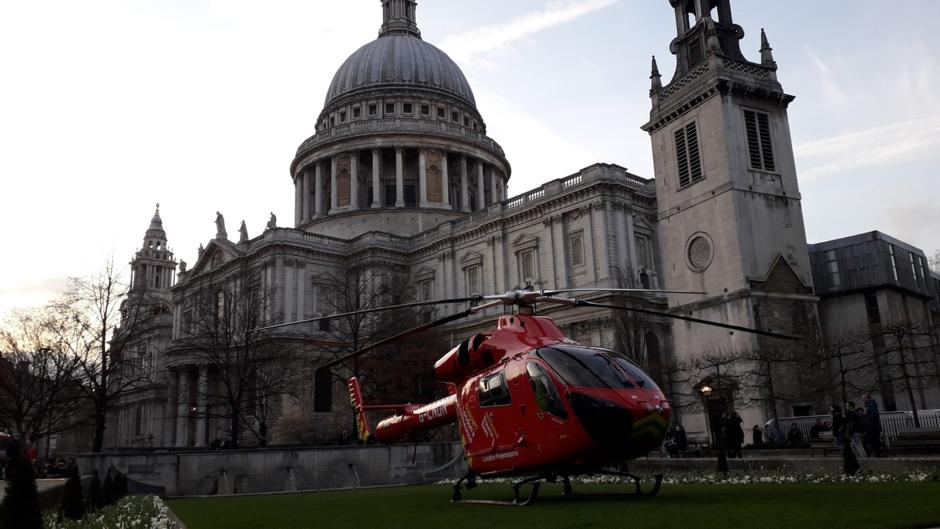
left=593, top=470, right=664, bottom=496
left=451, top=473, right=542, bottom=506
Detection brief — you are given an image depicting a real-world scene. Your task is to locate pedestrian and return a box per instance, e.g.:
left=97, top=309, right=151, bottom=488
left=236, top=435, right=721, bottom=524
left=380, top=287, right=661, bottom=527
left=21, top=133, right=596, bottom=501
left=862, top=392, right=882, bottom=457
left=832, top=404, right=859, bottom=475
left=675, top=425, right=688, bottom=456
left=787, top=423, right=804, bottom=445
left=844, top=402, right=867, bottom=458
left=752, top=425, right=763, bottom=446
left=830, top=405, right=844, bottom=447
left=729, top=411, right=744, bottom=457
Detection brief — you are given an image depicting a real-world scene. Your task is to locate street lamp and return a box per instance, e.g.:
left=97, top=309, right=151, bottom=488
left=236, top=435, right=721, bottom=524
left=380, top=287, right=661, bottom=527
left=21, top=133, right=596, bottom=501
left=700, top=385, right=712, bottom=396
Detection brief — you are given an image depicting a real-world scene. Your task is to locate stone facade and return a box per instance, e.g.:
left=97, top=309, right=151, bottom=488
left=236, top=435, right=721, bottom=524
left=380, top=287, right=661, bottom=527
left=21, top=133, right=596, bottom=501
left=642, top=0, right=821, bottom=437
left=106, top=2, right=670, bottom=449
left=106, top=1, right=940, bottom=450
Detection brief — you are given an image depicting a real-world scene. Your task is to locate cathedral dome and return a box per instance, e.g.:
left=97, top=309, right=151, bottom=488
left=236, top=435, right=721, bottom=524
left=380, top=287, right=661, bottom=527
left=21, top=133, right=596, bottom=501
left=324, top=35, right=476, bottom=110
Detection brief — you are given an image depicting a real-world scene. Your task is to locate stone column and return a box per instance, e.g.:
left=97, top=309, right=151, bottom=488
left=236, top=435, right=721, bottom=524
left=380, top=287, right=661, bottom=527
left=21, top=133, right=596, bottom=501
left=330, top=157, right=338, bottom=213
left=477, top=161, right=486, bottom=211
left=195, top=366, right=208, bottom=447
left=460, top=156, right=469, bottom=212
left=442, top=152, right=450, bottom=208
left=296, top=262, right=306, bottom=321
left=294, top=176, right=303, bottom=226
left=490, top=168, right=499, bottom=205
left=314, top=162, right=324, bottom=218
left=371, top=149, right=381, bottom=208
left=395, top=147, right=405, bottom=207
left=350, top=151, right=359, bottom=210
left=418, top=149, right=428, bottom=207
left=175, top=368, right=190, bottom=447
left=166, top=368, right=177, bottom=446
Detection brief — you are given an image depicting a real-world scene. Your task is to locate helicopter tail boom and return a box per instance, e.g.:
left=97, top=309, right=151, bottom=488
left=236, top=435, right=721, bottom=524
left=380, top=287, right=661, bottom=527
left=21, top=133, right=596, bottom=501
left=373, top=394, right=458, bottom=443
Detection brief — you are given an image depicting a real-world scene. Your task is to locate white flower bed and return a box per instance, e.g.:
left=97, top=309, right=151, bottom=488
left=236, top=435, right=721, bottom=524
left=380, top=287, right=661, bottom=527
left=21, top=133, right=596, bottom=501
left=440, top=470, right=939, bottom=487
left=46, top=495, right=178, bottom=529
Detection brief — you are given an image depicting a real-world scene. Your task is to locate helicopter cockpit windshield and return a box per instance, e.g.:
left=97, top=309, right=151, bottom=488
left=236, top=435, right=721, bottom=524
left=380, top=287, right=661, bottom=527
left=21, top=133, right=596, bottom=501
left=534, top=346, right=636, bottom=389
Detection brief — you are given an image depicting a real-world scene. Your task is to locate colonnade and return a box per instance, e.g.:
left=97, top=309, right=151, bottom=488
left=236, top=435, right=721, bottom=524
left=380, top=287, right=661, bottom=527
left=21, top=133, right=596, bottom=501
left=167, top=365, right=209, bottom=448
left=294, top=146, right=508, bottom=226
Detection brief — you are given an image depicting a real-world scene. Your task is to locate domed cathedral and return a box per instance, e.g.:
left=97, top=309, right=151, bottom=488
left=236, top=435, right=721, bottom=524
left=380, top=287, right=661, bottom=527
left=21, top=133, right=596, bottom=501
left=291, top=0, right=510, bottom=238
left=643, top=0, right=822, bottom=438
left=108, top=205, right=178, bottom=448
left=107, top=1, right=673, bottom=449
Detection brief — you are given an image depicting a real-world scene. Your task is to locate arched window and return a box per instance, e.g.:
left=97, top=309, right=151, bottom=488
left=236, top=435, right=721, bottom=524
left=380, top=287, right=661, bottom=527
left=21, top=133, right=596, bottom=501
left=314, top=367, right=333, bottom=413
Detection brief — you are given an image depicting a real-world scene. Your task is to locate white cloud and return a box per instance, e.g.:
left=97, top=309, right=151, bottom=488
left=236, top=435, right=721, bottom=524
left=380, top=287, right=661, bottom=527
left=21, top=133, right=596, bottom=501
left=804, top=48, right=847, bottom=107
left=441, top=0, right=618, bottom=62
left=795, top=116, right=940, bottom=180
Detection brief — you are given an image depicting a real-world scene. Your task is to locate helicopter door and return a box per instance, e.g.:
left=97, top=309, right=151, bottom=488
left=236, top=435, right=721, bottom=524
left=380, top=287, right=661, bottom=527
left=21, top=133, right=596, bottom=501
left=519, top=361, right=575, bottom=462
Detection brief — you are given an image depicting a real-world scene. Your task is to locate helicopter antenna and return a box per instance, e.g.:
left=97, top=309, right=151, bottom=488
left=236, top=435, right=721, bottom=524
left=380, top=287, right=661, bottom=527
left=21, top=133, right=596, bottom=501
left=319, top=299, right=504, bottom=370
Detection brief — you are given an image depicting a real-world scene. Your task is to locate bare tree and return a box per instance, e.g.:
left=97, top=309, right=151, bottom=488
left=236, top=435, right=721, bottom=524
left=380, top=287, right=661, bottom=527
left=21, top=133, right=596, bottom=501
left=929, top=249, right=940, bottom=271
left=812, top=330, right=874, bottom=405
left=0, top=309, right=86, bottom=446
left=186, top=266, right=298, bottom=447
left=316, top=265, right=441, bottom=401
left=44, top=259, right=154, bottom=452
left=876, top=321, right=938, bottom=428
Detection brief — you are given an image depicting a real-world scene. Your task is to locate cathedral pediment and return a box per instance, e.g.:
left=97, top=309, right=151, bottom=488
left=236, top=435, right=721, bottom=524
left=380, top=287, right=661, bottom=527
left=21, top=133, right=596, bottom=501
left=414, top=266, right=436, bottom=281
left=188, top=239, right=241, bottom=277
left=511, top=233, right=539, bottom=250
left=460, top=251, right=483, bottom=268
left=749, top=254, right=812, bottom=295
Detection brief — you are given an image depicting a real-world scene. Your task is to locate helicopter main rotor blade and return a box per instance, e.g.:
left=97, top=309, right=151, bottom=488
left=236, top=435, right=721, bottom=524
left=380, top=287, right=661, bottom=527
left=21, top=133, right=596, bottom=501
left=539, top=288, right=706, bottom=297
left=256, top=295, right=484, bottom=332
left=319, top=300, right=503, bottom=370
left=543, top=298, right=801, bottom=341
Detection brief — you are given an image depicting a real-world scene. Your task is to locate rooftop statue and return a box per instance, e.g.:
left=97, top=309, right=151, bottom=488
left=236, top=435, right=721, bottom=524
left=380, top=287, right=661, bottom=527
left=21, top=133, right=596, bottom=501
left=215, top=212, right=227, bottom=239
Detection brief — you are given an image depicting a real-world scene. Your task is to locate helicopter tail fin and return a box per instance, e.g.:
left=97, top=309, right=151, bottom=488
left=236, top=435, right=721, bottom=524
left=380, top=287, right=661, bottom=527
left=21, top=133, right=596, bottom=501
left=348, top=377, right=372, bottom=443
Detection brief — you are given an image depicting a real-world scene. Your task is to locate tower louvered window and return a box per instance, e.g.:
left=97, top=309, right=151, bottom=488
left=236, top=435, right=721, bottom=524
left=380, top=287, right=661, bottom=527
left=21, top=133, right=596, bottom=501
left=674, top=122, right=703, bottom=188
left=744, top=110, right=776, bottom=172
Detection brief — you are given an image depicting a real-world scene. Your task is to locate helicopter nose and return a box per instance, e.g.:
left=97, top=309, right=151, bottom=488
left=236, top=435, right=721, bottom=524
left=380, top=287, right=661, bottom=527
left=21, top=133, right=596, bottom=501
left=567, top=392, right=633, bottom=450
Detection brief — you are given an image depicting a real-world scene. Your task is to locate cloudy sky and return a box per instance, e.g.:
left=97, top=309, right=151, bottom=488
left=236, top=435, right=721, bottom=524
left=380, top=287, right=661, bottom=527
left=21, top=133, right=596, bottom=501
left=1, top=0, right=939, bottom=317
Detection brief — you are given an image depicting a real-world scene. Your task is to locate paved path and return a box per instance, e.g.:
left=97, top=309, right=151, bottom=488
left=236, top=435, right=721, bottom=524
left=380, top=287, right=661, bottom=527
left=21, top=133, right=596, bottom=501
left=0, top=478, right=64, bottom=501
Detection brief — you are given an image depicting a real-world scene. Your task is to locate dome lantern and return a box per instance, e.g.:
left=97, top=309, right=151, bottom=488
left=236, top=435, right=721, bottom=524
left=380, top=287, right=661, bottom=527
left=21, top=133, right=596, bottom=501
left=380, top=0, right=421, bottom=39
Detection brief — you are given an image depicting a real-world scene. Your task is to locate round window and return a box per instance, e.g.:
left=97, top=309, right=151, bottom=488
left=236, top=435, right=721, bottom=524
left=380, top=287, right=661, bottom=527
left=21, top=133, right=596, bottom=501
left=687, top=235, right=713, bottom=272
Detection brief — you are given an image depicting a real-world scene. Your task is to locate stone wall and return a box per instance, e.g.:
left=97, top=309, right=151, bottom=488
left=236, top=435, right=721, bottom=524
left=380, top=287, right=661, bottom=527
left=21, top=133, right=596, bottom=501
left=77, top=442, right=465, bottom=497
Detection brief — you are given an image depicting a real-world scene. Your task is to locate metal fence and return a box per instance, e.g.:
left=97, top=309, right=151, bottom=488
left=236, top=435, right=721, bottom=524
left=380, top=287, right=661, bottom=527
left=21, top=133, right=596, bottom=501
left=766, top=409, right=940, bottom=444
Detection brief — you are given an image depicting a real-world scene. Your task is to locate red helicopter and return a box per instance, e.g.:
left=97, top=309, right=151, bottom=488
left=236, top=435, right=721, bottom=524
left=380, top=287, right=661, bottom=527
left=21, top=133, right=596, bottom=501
left=272, top=288, right=797, bottom=505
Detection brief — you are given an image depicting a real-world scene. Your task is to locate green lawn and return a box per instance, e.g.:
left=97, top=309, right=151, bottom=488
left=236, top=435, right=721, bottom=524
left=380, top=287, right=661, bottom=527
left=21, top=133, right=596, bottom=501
left=169, top=482, right=940, bottom=529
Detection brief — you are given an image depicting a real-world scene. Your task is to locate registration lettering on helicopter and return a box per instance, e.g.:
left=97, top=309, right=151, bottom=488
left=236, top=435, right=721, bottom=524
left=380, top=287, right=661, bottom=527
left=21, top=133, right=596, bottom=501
left=481, top=450, right=519, bottom=463
left=418, top=403, right=448, bottom=424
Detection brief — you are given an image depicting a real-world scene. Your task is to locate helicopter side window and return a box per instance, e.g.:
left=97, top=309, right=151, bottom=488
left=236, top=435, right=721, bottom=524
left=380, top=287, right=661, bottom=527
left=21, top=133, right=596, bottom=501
left=526, top=362, right=568, bottom=419
left=478, top=372, right=511, bottom=407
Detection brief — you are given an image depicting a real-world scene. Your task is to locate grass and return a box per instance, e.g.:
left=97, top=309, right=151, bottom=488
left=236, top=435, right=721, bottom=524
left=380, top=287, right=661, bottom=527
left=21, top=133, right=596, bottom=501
left=168, top=482, right=940, bottom=529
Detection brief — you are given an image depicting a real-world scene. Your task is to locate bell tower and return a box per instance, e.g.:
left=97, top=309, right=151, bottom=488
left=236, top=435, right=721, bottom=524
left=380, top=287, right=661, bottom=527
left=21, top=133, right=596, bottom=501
left=642, top=2, right=821, bottom=422
left=129, top=204, right=177, bottom=296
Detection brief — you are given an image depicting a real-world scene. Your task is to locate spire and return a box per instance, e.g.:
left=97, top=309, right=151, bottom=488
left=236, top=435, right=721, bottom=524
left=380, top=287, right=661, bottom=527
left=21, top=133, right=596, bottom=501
left=144, top=202, right=166, bottom=242
left=650, top=56, right=662, bottom=92
left=760, top=28, right=776, bottom=68
left=379, top=0, right=421, bottom=39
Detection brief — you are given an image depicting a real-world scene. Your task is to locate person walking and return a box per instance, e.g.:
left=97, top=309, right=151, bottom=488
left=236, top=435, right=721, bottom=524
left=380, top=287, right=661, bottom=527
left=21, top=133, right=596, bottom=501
left=862, top=392, right=882, bottom=457
left=832, top=405, right=859, bottom=475
left=844, top=402, right=868, bottom=458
